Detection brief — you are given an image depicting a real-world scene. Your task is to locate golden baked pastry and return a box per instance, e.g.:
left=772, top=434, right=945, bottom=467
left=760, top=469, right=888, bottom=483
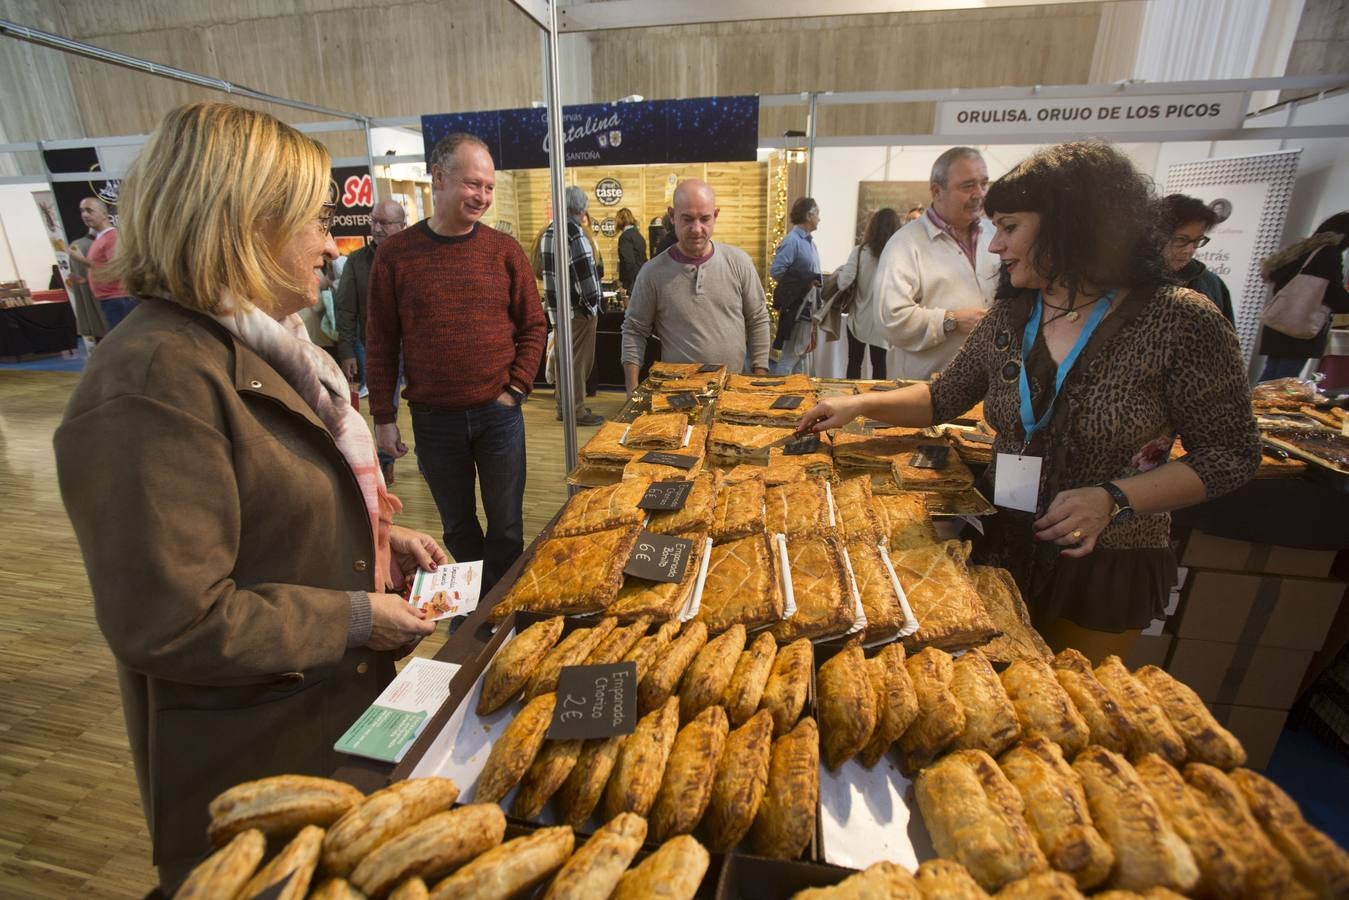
left=584, top=617, right=651, bottom=665
left=970, top=566, right=1052, bottom=667
left=999, top=737, right=1114, bottom=890
left=175, top=829, right=266, bottom=900
left=704, top=708, right=774, bottom=851
left=680, top=624, right=746, bottom=723
left=749, top=716, right=819, bottom=859
left=651, top=390, right=708, bottom=413
left=648, top=360, right=715, bottom=381
left=770, top=535, right=855, bottom=643
left=894, top=440, right=975, bottom=492
left=1132, top=754, right=1245, bottom=900
left=552, top=476, right=653, bottom=537
left=512, top=739, right=582, bottom=820
left=1185, top=763, right=1300, bottom=898
left=844, top=539, right=905, bottom=644
left=710, top=472, right=768, bottom=540
left=696, top=533, right=783, bottom=634
left=639, top=621, right=708, bottom=714
left=914, top=749, right=1049, bottom=892
left=858, top=642, right=918, bottom=769
left=609, top=532, right=707, bottom=623
left=308, top=878, right=365, bottom=900
left=625, top=412, right=691, bottom=450
left=1231, top=766, right=1349, bottom=898
left=716, top=390, right=818, bottom=427
left=622, top=621, right=679, bottom=684
left=623, top=448, right=705, bottom=482
left=913, top=858, right=989, bottom=899
left=1134, top=665, right=1246, bottom=770
left=817, top=639, right=878, bottom=770
left=478, top=616, right=565, bottom=715
left=765, top=478, right=832, bottom=537
left=349, top=803, right=506, bottom=898
left=650, top=705, right=730, bottom=841
left=708, top=421, right=791, bottom=463
left=611, top=835, right=711, bottom=900
left=759, top=637, right=812, bottom=737
left=834, top=475, right=881, bottom=543
left=475, top=692, right=555, bottom=804
left=726, top=372, right=812, bottom=394
left=322, top=776, right=462, bottom=876
left=723, top=631, right=778, bottom=726
left=892, top=541, right=998, bottom=652
left=793, top=861, right=922, bottom=898
left=604, top=695, right=680, bottom=820
left=899, top=646, right=966, bottom=771
left=1000, top=659, right=1090, bottom=759
left=555, top=735, right=627, bottom=829
left=390, top=877, right=429, bottom=900
left=1050, top=649, right=1134, bottom=755
left=1093, top=655, right=1186, bottom=766
left=1072, top=747, right=1199, bottom=893
left=831, top=430, right=914, bottom=470
left=207, top=775, right=363, bottom=847
left=524, top=619, right=619, bottom=700
left=647, top=471, right=722, bottom=535
left=765, top=447, right=834, bottom=484
left=949, top=648, right=1021, bottom=757
left=990, top=871, right=1084, bottom=899
left=494, top=527, right=641, bottom=619
left=241, top=824, right=323, bottom=900
left=427, top=826, right=573, bottom=900
left=542, top=812, right=647, bottom=900
left=579, top=421, right=637, bottom=470
left=873, top=492, right=938, bottom=549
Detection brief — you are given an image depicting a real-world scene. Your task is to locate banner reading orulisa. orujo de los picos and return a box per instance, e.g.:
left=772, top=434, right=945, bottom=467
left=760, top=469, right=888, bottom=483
left=937, top=93, right=1247, bottom=135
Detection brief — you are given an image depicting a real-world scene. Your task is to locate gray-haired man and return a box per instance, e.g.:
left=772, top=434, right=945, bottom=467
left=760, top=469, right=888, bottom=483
left=541, top=185, right=605, bottom=426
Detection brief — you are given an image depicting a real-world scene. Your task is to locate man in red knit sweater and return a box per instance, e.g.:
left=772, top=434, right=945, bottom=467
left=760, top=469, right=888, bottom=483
left=365, top=133, right=547, bottom=591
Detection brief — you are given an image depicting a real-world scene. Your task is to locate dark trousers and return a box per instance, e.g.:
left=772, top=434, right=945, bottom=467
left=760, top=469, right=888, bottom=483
left=846, top=328, right=887, bottom=380
left=1260, top=356, right=1308, bottom=382
left=411, top=399, right=526, bottom=592
left=101, top=296, right=139, bottom=331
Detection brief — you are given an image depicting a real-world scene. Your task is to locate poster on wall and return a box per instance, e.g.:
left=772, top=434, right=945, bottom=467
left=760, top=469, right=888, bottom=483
left=41, top=147, right=120, bottom=241
left=1166, top=150, right=1301, bottom=363
left=329, top=165, right=375, bottom=257
left=855, top=182, right=928, bottom=244
left=31, top=190, right=78, bottom=303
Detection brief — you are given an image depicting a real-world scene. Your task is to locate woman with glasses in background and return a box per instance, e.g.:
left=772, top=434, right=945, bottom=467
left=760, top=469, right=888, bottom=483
left=1161, top=193, right=1234, bottom=325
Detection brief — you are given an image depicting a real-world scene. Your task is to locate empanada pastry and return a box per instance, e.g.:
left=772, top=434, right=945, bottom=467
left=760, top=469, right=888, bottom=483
left=1093, top=656, right=1186, bottom=766
left=647, top=471, right=722, bottom=536
left=622, top=621, right=680, bottom=683
left=494, top=527, right=641, bottom=619
left=585, top=617, right=651, bottom=665
left=765, top=478, right=833, bottom=537
left=322, top=776, right=462, bottom=876
left=990, top=871, right=1084, bottom=899
left=817, top=639, right=878, bottom=770
left=759, top=638, right=812, bottom=737
left=914, top=749, right=1048, bottom=892
left=696, top=533, right=783, bottom=634
left=240, top=825, right=322, bottom=900
left=770, top=536, right=855, bottom=643
left=207, top=775, right=362, bottom=847
left=680, top=624, right=746, bottom=722
left=949, top=648, right=1021, bottom=757
left=899, top=646, right=966, bottom=770
left=831, top=430, right=915, bottom=470
left=1134, top=665, right=1246, bottom=770
left=475, top=692, right=555, bottom=804
left=1231, top=766, right=1349, bottom=899
left=1184, top=763, right=1300, bottom=898
left=1000, top=659, right=1090, bottom=760
left=892, top=541, right=998, bottom=652
left=639, top=621, right=707, bottom=714
left=749, top=717, right=820, bottom=859
left=625, top=412, right=692, bottom=450
left=873, top=492, right=937, bottom=549
left=524, top=619, right=619, bottom=700
left=541, top=812, right=647, bottom=900
left=611, top=835, right=711, bottom=900
left=765, top=446, right=834, bottom=483
left=1090, top=890, right=1188, bottom=900
left=725, top=372, right=812, bottom=394
left=579, top=421, right=637, bottom=470
left=970, top=566, right=1052, bottom=667
left=793, top=861, right=922, bottom=898
left=708, top=422, right=791, bottom=463
left=1132, top=754, right=1246, bottom=900
left=390, top=877, right=429, bottom=900
left=716, top=389, right=819, bottom=426
left=427, top=826, right=573, bottom=900
left=722, top=631, right=778, bottom=726
left=511, top=739, right=582, bottom=820
left=845, top=539, right=905, bottom=644
left=350, top=803, right=506, bottom=898
left=552, top=476, right=653, bottom=537
left=554, top=735, right=627, bottom=828
left=894, top=440, right=975, bottom=492
left=999, top=738, right=1113, bottom=890
left=858, top=642, right=918, bottom=769
left=650, top=390, right=709, bottom=413
left=835, top=475, right=881, bottom=543
left=1050, top=649, right=1134, bottom=755
left=710, top=473, right=767, bottom=539
left=609, top=534, right=707, bottom=623
left=649, top=360, right=715, bottom=381
left=604, top=695, right=680, bottom=820
left=175, top=829, right=266, bottom=900
left=478, top=616, right=565, bottom=715
left=703, top=708, right=774, bottom=851
left=913, top=858, right=990, bottom=899
left=651, top=705, right=730, bottom=840
left=622, top=446, right=706, bottom=482
left=308, top=878, right=365, bottom=900
left=1071, top=746, right=1198, bottom=893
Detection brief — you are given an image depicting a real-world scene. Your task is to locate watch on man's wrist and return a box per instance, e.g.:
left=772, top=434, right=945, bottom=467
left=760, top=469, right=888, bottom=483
left=504, top=385, right=527, bottom=406
left=943, top=311, right=957, bottom=334
left=1100, top=480, right=1134, bottom=524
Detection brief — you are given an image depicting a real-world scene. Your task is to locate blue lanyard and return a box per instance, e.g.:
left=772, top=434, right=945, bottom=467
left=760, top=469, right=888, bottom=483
left=1018, top=291, right=1113, bottom=451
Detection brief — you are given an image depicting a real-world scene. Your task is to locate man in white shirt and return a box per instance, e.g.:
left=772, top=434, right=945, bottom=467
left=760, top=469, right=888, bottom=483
left=860, top=146, right=1000, bottom=380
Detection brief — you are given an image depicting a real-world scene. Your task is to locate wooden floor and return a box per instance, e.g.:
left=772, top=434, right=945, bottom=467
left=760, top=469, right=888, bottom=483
left=0, top=366, right=624, bottom=898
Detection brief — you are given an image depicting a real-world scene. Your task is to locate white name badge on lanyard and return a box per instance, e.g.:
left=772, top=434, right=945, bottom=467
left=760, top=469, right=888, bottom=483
left=994, top=452, right=1042, bottom=513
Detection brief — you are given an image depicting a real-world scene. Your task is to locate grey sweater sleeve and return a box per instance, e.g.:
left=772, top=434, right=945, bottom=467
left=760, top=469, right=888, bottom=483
left=621, top=268, right=657, bottom=367
left=347, top=590, right=373, bottom=648
left=739, top=257, right=771, bottom=370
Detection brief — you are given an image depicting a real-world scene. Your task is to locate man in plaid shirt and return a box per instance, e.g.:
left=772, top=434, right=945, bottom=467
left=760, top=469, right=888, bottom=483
left=541, top=185, right=605, bottom=426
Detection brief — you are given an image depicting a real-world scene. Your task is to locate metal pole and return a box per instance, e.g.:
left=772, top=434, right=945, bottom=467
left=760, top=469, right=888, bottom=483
left=363, top=118, right=382, bottom=204
left=806, top=91, right=818, bottom=197
left=543, top=4, right=578, bottom=473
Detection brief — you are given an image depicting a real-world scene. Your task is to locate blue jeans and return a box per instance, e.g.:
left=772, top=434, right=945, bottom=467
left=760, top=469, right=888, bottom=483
left=410, top=399, right=526, bottom=592
left=1260, top=356, right=1308, bottom=382
left=101, top=297, right=139, bottom=331
left=772, top=319, right=812, bottom=375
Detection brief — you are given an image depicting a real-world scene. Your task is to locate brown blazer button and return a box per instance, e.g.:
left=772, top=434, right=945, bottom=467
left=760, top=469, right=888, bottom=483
left=353, top=559, right=368, bottom=572
left=356, top=662, right=369, bottom=675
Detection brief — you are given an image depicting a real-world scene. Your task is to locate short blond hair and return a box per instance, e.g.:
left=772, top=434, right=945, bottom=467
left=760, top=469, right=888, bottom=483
left=105, top=102, right=330, bottom=315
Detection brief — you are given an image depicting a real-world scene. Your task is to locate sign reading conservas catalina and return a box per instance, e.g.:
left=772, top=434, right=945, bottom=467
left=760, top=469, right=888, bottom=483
left=422, top=95, right=759, bottom=169
left=938, top=93, right=1246, bottom=135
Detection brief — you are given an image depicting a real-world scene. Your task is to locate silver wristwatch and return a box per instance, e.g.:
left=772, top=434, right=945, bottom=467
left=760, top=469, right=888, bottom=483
left=943, top=311, right=957, bottom=334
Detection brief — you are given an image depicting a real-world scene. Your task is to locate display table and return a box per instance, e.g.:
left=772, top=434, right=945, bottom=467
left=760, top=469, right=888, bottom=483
left=0, top=301, right=78, bottom=360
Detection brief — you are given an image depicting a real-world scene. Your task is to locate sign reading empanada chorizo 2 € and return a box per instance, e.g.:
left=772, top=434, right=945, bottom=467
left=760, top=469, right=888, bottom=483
left=550, top=662, right=638, bottom=739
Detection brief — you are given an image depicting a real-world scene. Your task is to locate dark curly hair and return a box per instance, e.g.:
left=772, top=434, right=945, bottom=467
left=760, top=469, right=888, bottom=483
left=1161, top=193, right=1218, bottom=233
left=984, top=140, right=1166, bottom=301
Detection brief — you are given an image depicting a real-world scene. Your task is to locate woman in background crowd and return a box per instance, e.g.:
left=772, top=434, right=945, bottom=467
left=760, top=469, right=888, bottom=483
left=1161, top=193, right=1234, bottom=325
left=835, top=207, right=902, bottom=379
left=1257, top=212, right=1349, bottom=381
left=616, top=206, right=647, bottom=293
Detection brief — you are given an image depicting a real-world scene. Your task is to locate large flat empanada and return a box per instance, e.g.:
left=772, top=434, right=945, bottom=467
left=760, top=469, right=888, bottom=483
left=765, top=478, right=832, bottom=537
left=651, top=390, right=709, bottom=413
left=710, top=473, right=767, bottom=540
left=493, top=527, right=641, bottom=619
left=708, top=422, right=792, bottom=463
left=722, top=632, right=778, bottom=726
left=716, top=390, right=818, bottom=427
left=1000, top=659, right=1090, bottom=760
left=524, top=619, right=618, bottom=700
left=831, top=430, right=915, bottom=470
left=817, top=639, right=877, bottom=770
left=949, top=648, right=1021, bottom=757
left=749, top=717, right=819, bottom=859
left=680, top=624, right=746, bottom=723
left=622, top=448, right=706, bottom=482
left=1133, top=754, right=1245, bottom=900
left=650, top=705, right=730, bottom=841
left=1051, top=649, right=1134, bottom=755
left=845, top=539, right=904, bottom=644
left=647, top=471, right=722, bottom=536
left=477, top=617, right=565, bottom=715
left=551, top=477, right=653, bottom=537
left=604, top=696, right=680, bottom=820
left=769, top=536, right=854, bottom=643
left=764, top=446, right=834, bottom=484
left=1230, top=767, right=1349, bottom=898
left=892, top=541, right=998, bottom=652
left=858, top=642, right=918, bottom=769
left=873, top=492, right=937, bottom=550
left=1093, top=656, right=1186, bottom=766
left=899, top=646, right=966, bottom=771
left=893, top=439, right=975, bottom=492
left=696, top=534, right=783, bottom=634
left=625, top=412, right=691, bottom=450
left=475, top=692, right=556, bottom=804
left=971, top=566, right=1052, bottom=667
left=608, top=532, right=708, bottom=623
left=834, top=476, right=881, bottom=543
left=725, top=372, right=812, bottom=394
left=580, top=422, right=637, bottom=470
left=759, top=638, right=812, bottom=737
left=703, top=708, right=774, bottom=851
left=1134, top=665, right=1245, bottom=770
left=647, top=361, right=710, bottom=381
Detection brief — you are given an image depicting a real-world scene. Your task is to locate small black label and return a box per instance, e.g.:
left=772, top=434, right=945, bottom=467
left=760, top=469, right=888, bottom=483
left=961, top=431, right=995, bottom=445
left=640, top=451, right=699, bottom=470
left=548, top=662, right=639, bottom=740
left=771, top=395, right=804, bottom=410
left=697, top=364, right=722, bottom=373
left=639, top=480, right=695, bottom=511
left=750, top=379, right=785, bottom=387
left=664, top=392, right=698, bottom=410
left=623, top=531, right=695, bottom=582
left=867, top=383, right=898, bottom=392
left=782, top=433, right=822, bottom=456
left=910, top=445, right=950, bottom=469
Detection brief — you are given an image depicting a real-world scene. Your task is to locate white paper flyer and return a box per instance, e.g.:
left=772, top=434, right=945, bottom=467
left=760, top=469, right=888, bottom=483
left=334, top=657, right=462, bottom=763
left=409, top=561, right=483, bottom=620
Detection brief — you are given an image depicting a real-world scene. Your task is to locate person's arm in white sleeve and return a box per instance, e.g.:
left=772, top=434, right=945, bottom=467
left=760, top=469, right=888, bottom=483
left=872, top=237, right=947, bottom=351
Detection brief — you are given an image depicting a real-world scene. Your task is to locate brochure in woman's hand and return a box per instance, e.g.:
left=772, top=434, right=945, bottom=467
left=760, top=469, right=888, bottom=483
left=408, top=561, right=484, bottom=621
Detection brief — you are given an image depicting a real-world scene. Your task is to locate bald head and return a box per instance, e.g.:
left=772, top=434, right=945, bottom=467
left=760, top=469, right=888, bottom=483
left=370, top=199, right=407, bottom=243
left=79, top=197, right=110, bottom=230
left=669, top=179, right=719, bottom=259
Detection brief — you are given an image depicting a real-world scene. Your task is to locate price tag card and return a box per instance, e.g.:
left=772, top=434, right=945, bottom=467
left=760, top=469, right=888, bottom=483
left=639, top=451, right=700, bottom=470
left=697, top=363, right=723, bottom=373
left=782, top=433, right=821, bottom=456
left=909, top=444, right=950, bottom=470
left=664, top=392, right=698, bottom=410
left=623, top=531, right=695, bottom=582
left=639, top=480, right=695, bottom=511
left=548, top=662, right=638, bottom=740
left=771, top=395, right=804, bottom=410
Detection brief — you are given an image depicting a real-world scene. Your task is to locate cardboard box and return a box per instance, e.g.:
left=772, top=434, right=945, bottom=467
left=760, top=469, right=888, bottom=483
left=1125, top=633, right=1173, bottom=669
left=1179, top=530, right=1338, bottom=579
left=1177, top=569, right=1345, bottom=650
left=1167, top=638, right=1313, bottom=709
left=1208, top=704, right=1289, bottom=770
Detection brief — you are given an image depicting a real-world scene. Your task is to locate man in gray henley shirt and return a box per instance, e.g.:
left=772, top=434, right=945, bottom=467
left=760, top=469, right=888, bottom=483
left=621, top=179, right=772, bottom=393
